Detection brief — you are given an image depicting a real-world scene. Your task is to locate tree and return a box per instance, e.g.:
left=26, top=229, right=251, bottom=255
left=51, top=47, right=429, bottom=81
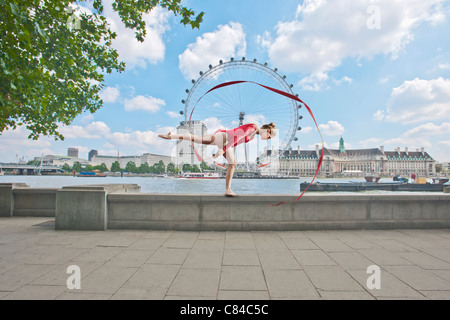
left=182, top=163, right=192, bottom=172
left=125, top=161, right=138, bottom=173
left=27, top=159, right=40, bottom=166
left=93, top=162, right=108, bottom=172
left=0, top=0, right=204, bottom=140
left=85, top=164, right=93, bottom=172
left=62, top=163, right=71, bottom=172
left=139, top=162, right=150, bottom=174
left=72, top=161, right=82, bottom=172
left=151, top=160, right=165, bottom=174
left=166, top=162, right=175, bottom=173
left=200, top=161, right=210, bottom=171
left=192, top=164, right=200, bottom=172
left=110, top=160, right=121, bottom=173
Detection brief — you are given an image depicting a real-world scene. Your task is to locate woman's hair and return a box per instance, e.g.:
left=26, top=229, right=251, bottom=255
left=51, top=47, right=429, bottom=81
left=261, top=123, right=276, bottom=137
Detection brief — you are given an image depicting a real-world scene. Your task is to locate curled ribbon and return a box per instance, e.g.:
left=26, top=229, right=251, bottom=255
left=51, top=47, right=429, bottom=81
left=187, top=81, right=324, bottom=206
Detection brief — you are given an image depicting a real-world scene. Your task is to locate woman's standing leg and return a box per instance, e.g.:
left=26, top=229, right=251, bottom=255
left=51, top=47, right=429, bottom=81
left=224, top=149, right=237, bottom=196
left=211, top=132, right=237, bottom=196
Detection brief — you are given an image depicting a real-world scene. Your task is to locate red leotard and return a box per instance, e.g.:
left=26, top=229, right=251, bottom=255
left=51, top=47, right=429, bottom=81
left=214, top=123, right=258, bottom=153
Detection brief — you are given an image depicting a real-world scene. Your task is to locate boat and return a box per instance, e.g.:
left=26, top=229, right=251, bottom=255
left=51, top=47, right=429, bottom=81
left=181, top=172, right=220, bottom=179
left=432, top=177, right=449, bottom=184
left=77, top=171, right=107, bottom=177
left=300, top=181, right=445, bottom=192
left=364, top=176, right=381, bottom=183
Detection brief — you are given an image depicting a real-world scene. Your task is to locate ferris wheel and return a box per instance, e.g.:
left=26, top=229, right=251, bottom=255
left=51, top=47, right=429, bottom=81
left=179, top=57, right=303, bottom=170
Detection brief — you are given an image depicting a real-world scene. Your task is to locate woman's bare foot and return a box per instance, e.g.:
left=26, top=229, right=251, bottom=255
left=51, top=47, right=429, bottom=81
left=158, top=132, right=172, bottom=140
left=225, top=190, right=238, bottom=197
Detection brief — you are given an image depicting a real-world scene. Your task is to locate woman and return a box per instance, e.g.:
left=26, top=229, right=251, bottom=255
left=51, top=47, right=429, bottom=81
left=159, top=122, right=276, bottom=197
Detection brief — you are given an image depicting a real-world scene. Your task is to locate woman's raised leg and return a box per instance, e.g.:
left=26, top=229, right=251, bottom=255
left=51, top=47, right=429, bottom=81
left=159, top=132, right=215, bottom=145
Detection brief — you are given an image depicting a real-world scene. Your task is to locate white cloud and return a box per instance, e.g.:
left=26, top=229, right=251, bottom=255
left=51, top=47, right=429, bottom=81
left=179, top=22, right=247, bottom=80
left=319, top=120, right=345, bottom=136
left=358, top=138, right=384, bottom=149
left=438, top=140, right=450, bottom=147
left=124, top=95, right=166, bottom=113
left=333, top=76, right=353, bottom=86
left=373, top=110, right=386, bottom=121
left=0, top=126, right=54, bottom=162
left=166, top=111, right=181, bottom=118
left=378, top=75, right=393, bottom=84
left=232, top=114, right=267, bottom=129
left=260, top=0, right=447, bottom=90
left=79, top=113, right=94, bottom=124
left=99, top=86, right=120, bottom=103
left=59, top=121, right=111, bottom=139
left=403, top=122, right=450, bottom=137
left=383, top=136, right=432, bottom=149
left=438, top=63, right=450, bottom=70
left=104, top=2, right=171, bottom=69
left=383, top=77, right=450, bottom=124
left=300, top=126, right=313, bottom=134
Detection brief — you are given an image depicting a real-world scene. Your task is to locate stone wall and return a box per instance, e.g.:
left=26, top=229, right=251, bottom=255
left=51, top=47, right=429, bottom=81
left=1, top=182, right=449, bottom=231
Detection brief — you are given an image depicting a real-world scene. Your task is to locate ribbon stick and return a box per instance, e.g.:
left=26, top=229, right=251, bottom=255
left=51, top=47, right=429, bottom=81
left=187, top=81, right=324, bottom=206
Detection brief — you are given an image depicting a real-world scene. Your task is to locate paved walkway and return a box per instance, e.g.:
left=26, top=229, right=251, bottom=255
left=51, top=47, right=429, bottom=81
left=0, top=217, right=449, bottom=300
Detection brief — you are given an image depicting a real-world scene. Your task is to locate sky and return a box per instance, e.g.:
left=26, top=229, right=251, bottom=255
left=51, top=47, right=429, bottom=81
left=1, top=0, right=450, bottom=163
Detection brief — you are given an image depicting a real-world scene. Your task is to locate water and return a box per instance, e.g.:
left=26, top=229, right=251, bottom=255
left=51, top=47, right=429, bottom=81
left=0, top=175, right=301, bottom=194
left=0, top=175, right=443, bottom=195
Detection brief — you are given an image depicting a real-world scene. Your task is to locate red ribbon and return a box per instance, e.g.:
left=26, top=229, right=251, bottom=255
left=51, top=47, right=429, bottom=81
left=188, top=80, right=324, bottom=206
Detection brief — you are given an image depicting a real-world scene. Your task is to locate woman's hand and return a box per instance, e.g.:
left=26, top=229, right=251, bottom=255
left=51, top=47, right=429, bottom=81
left=213, top=149, right=225, bottom=159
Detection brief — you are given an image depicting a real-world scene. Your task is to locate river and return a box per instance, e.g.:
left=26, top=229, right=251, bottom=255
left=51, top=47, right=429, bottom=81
left=0, top=174, right=442, bottom=195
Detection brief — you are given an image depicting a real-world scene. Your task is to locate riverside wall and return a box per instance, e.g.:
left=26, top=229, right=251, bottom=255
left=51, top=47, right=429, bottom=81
left=0, top=183, right=449, bottom=231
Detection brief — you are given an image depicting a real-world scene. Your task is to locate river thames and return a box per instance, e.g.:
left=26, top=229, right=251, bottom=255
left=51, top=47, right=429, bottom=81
left=0, top=175, right=442, bottom=195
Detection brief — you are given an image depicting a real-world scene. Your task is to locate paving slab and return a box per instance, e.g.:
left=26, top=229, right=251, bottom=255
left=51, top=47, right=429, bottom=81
left=0, top=217, right=449, bottom=300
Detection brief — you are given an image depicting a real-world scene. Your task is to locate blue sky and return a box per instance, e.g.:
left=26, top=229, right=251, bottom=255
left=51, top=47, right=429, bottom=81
left=1, top=0, right=450, bottom=163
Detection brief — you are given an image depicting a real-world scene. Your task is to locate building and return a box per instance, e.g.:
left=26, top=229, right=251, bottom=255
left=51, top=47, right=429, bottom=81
left=175, top=120, right=208, bottom=168
left=90, top=155, right=141, bottom=170
left=90, top=153, right=173, bottom=170
left=88, top=150, right=98, bottom=162
left=39, top=155, right=90, bottom=167
left=140, top=153, right=173, bottom=167
left=272, top=137, right=436, bottom=177
left=67, top=148, right=78, bottom=158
